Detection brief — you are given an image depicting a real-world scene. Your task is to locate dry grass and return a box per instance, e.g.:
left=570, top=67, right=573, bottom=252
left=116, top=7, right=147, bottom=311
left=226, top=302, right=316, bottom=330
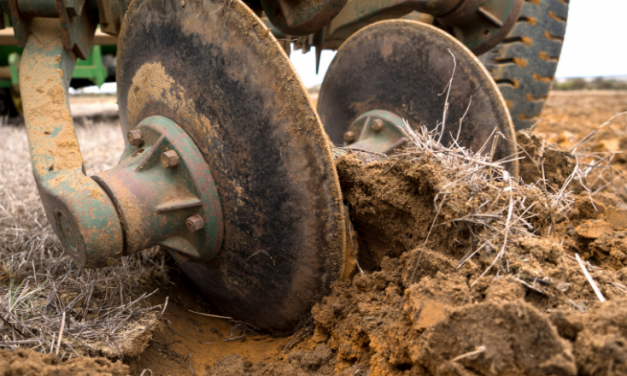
left=568, top=112, right=627, bottom=204
left=335, top=109, right=627, bottom=295
left=335, top=121, right=578, bottom=285
left=400, top=124, right=576, bottom=285
left=0, top=119, right=168, bottom=360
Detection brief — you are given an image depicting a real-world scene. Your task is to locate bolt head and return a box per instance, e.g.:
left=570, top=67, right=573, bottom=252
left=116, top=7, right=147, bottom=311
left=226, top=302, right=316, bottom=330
left=344, top=130, right=357, bottom=143
left=372, top=119, right=385, bottom=132
left=127, top=129, right=143, bottom=146
left=161, top=150, right=180, bottom=168
left=186, top=214, right=204, bottom=232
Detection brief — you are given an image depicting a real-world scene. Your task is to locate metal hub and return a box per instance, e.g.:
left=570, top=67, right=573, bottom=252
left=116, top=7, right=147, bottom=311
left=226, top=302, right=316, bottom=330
left=343, top=109, right=407, bottom=155
left=93, top=116, right=224, bottom=262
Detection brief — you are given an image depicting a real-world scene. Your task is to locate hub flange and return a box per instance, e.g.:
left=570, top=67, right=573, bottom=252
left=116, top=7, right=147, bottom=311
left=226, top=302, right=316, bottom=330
left=343, top=110, right=407, bottom=155
left=93, top=116, right=224, bottom=261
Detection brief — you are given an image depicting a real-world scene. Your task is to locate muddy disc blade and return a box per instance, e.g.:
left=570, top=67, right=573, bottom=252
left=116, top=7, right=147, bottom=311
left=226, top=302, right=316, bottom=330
left=318, top=20, right=518, bottom=174
left=117, top=0, right=348, bottom=334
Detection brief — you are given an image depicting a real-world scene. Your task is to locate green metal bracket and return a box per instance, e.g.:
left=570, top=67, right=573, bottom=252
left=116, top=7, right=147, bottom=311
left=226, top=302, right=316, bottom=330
left=73, top=45, right=107, bottom=87
left=7, top=51, right=20, bottom=113
left=8, top=51, right=18, bottom=90
left=0, top=46, right=108, bottom=92
left=21, top=18, right=123, bottom=268
left=344, top=109, right=407, bottom=155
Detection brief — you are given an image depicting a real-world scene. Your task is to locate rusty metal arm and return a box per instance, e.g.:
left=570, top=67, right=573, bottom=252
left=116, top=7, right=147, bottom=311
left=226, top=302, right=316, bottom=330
left=324, top=0, right=523, bottom=55
left=0, top=27, right=118, bottom=46
left=21, top=18, right=124, bottom=267
left=327, top=0, right=419, bottom=41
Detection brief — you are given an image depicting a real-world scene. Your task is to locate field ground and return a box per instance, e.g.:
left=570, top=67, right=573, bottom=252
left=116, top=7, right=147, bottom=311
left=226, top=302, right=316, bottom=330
left=1, top=90, right=627, bottom=375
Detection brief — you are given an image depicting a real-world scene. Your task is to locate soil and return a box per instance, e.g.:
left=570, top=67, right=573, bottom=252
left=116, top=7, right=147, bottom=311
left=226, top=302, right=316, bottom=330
left=3, top=91, right=627, bottom=375
left=533, top=91, right=627, bottom=146
left=125, top=270, right=319, bottom=376
left=0, top=348, right=128, bottom=376
left=308, top=149, right=627, bottom=376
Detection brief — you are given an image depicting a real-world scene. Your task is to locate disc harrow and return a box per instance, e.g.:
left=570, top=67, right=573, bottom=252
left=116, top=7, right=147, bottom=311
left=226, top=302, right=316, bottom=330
left=0, top=0, right=567, bottom=333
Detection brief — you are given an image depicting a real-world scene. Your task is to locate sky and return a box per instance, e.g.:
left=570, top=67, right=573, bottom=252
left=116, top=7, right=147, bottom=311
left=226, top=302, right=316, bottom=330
left=290, top=0, right=627, bottom=87
left=80, top=0, right=627, bottom=94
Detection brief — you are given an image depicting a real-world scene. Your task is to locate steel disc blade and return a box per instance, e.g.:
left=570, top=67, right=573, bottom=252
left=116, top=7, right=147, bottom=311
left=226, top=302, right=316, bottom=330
left=318, top=20, right=518, bottom=174
left=117, top=0, right=348, bottom=334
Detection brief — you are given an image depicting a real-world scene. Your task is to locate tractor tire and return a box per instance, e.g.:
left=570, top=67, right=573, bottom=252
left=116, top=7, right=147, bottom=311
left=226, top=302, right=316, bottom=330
left=480, top=0, right=570, bottom=131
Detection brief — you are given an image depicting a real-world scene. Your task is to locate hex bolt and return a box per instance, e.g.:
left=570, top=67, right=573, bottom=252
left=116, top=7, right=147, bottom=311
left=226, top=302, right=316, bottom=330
left=372, top=119, right=385, bottom=132
left=186, top=214, right=204, bottom=232
left=344, top=130, right=357, bottom=143
left=161, top=150, right=180, bottom=168
left=127, top=129, right=143, bottom=146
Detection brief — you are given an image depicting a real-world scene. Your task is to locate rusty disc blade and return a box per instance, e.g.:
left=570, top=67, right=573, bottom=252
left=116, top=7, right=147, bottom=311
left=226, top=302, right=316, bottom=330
left=116, top=0, right=348, bottom=334
left=318, top=20, right=518, bottom=174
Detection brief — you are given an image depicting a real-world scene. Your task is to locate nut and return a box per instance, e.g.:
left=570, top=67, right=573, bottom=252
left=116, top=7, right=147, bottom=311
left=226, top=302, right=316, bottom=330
left=186, top=214, right=204, bottom=232
left=372, top=119, right=385, bottom=132
left=127, top=129, right=143, bottom=146
left=344, top=130, right=357, bottom=143
left=161, top=150, right=180, bottom=168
